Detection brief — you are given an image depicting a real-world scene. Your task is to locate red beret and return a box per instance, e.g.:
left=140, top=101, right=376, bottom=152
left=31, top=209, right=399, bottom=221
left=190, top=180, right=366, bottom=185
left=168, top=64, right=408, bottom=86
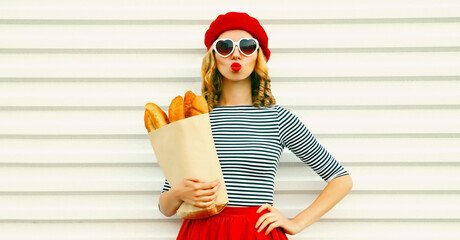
left=204, top=12, right=271, bottom=62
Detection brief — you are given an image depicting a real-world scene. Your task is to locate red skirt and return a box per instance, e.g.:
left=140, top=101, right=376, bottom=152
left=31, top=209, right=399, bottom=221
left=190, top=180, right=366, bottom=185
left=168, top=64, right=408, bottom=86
left=176, top=206, right=289, bottom=240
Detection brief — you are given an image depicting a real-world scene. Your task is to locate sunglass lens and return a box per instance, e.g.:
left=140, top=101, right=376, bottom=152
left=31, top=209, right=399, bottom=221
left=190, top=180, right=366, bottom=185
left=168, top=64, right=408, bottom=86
left=239, top=39, right=257, bottom=55
left=216, top=39, right=234, bottom=56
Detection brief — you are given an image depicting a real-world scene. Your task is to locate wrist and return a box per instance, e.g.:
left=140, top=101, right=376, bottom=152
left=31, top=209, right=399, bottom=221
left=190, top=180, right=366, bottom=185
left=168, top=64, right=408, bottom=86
left=169, top=185, right=184, bottom=204
left=290, top=217, right=306, bottom=234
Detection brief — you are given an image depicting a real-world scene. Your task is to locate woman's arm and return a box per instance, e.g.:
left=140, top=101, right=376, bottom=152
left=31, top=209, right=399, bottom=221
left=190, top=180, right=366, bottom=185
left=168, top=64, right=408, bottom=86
left=291, top=174, right=353, bottom=232
left=159, top=178, right=221, bottom=217
left=158, top=187, right=183, bottom=217
left=256, top=174, right=353, bottom=235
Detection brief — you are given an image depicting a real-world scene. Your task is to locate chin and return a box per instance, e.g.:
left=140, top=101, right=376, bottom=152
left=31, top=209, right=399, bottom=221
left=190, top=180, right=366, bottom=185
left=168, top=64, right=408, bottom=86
left=225, top=71, right=251, bottom=81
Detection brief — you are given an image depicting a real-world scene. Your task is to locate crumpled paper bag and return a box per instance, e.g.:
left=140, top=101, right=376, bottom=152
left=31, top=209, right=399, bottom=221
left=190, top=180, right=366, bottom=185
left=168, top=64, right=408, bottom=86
left=148, top=112, right=228, bottom=219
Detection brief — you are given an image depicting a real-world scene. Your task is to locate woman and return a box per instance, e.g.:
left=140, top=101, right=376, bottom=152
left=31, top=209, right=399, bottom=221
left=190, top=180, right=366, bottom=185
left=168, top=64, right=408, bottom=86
left=158, top=12, right=353, bottom=239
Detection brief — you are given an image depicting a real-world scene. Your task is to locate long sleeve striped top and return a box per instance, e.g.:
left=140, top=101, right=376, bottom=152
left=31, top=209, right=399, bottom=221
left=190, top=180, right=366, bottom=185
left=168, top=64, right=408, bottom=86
left=161, top=104, right=349, bottom=207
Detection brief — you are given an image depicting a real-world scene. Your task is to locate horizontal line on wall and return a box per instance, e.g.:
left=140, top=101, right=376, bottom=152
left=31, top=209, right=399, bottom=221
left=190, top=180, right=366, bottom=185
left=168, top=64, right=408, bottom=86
left=0, top=48, right=199, bottom=54
left=1, top=76, right=458, bottom=82
left=285, top=105, right=460, bottom=110
left=283, top=190, right=460, bottom=195
left=0, top=162, right=458, bottom=168
left=312, top=133, right=460, bottom=138
left=319, top=218, right=460, bottom=222
left=277, top=47, right=460, bottom=53
left=277, top=190, right=460, bottom=195
left=283, top=161, right=460, bottom=167
left=272, top=76, right=460, bottom=82
left=0, top=218, right=459, bottom=224
left=1, top=47, right=460, bottom=54
left=0, top=77, right=200, bottom=82
left=0, top=191, right=156, bottom=196
left=0, top=162, right=154, bottom=167
left=261, top=18, right=460, bottom=24
left=1, top=190, right=459, bottom=196
left=1, top=17, right=460, bottom=25
left=0, top=219, right=178, bottom=223
left=1, top=105, right=459, bottom=111
left=0, top=133, right=459, bottom=139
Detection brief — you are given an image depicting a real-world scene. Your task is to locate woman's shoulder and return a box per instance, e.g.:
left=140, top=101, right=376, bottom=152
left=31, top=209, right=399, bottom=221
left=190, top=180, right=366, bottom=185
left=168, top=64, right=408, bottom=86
left=209, top=104, right=289, bottom=114
left=254, top=104, right=286, bottom=114
left=270, top=104, right=288, bottom=112
left=257, top=104, right=291, bottom=114
left=270, top=105, right=299, bottom=120
left=256, top=104, right=283, bottom=109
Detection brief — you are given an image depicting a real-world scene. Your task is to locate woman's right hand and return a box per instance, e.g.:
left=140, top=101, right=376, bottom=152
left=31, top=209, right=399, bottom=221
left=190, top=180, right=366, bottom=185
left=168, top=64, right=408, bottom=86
left=171, top=178, right=221, bottom=208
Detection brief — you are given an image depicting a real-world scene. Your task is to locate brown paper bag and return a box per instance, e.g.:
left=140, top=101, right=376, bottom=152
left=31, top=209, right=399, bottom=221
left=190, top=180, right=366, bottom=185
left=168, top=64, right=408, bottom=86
left=148, top=112, right=228, bottom=219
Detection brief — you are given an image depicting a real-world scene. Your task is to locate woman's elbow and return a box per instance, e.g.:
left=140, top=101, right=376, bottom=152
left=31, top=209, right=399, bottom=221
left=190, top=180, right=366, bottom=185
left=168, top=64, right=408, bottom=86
left=332, top=174, right=353, bottom=192
left=344, top=174, right=353, bottom=192
left=161, top=209, right=176, bottom=218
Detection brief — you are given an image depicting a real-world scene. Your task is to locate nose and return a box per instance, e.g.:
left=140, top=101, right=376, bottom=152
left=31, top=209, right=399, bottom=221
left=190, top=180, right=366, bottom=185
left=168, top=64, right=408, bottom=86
left=231, top=44, right=241, bottom=60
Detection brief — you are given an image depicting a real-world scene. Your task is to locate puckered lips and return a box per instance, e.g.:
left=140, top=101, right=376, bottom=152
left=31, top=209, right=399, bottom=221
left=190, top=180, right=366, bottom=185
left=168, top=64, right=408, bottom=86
left=231, top=62, right=242, bottom=72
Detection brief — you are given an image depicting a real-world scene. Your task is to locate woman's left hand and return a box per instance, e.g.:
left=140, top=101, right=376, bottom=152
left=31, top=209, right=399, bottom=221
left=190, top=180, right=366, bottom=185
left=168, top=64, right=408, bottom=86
left=255, top=204, right=302, bottom=235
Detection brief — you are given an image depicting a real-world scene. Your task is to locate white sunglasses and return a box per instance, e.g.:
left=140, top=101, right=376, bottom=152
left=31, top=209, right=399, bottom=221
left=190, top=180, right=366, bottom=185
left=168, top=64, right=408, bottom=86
left=212, top=38, right=259, bottom=57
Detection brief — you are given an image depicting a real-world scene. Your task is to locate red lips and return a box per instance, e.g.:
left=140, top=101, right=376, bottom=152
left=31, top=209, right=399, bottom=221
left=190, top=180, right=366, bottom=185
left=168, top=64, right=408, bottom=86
left=231, top=62, right=242, bottom=72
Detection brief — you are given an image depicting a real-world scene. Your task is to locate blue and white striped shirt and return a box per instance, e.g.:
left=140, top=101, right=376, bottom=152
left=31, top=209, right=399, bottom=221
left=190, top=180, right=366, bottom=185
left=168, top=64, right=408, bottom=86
left=161, top=104, right=349, bottom=207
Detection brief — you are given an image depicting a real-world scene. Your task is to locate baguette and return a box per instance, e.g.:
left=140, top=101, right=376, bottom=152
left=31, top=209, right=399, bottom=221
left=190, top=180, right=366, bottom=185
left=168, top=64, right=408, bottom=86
left=168, top=96, right=185, bottom=123
left=144, top=110, right=155, bottom=133
left=145, top=102, right=169, bottom=131
left=184, top=90, right=197, bottom=118
left=190, top=95, right=209, bottom=116
left=144, top=91, right=208, bottom=133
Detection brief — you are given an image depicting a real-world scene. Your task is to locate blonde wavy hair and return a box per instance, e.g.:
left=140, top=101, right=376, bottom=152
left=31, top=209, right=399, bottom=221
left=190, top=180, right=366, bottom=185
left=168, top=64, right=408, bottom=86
left=201, top=47, right=276, bottom=111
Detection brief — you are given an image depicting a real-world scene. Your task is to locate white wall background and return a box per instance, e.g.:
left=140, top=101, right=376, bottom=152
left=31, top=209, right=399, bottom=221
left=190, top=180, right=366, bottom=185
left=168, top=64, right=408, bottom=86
left=1, top=0, right=460, bottom=239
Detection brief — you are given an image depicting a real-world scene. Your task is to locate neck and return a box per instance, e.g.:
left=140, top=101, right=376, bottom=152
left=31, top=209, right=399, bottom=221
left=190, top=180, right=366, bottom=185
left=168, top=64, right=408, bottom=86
left=218, top=77, right=252, bottom=106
